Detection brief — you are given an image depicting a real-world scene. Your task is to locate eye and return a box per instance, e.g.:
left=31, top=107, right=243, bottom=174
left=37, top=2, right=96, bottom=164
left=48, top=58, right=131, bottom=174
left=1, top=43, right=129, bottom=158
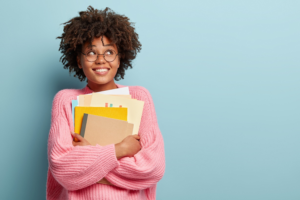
left=105, top=50, right=115, bottom=56
left=87, top=51, right=96, bottom=56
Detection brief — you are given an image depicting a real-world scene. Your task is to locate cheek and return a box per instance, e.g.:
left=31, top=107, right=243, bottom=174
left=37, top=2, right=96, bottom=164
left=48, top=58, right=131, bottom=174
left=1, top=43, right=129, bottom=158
left=110, top=61, right=120, bottom=77
left=112, top=59, right=120, bottom=69
left=79, top=55, right=88, bottom=68
left=81, top=60, right=93, bottom=70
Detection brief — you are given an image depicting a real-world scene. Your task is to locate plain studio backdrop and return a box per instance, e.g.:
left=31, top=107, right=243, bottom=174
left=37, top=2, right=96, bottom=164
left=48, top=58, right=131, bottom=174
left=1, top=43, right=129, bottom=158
left=0, top=0, right=299, bottom=199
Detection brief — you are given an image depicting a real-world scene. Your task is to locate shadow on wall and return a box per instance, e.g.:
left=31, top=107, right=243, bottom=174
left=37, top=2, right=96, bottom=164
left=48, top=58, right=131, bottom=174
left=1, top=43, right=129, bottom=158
left=33, top=57, right=87, bottom=189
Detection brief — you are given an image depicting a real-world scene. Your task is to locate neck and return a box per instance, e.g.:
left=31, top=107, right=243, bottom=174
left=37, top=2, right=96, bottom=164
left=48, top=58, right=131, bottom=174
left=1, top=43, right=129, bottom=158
left=87, top=80, right=118, bottom=92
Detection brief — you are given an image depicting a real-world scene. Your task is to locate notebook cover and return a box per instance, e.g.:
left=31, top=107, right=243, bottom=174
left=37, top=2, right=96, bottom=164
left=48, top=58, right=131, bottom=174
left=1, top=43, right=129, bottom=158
left=81, top=114, right=134, bottom=146
left=80, top=114, right=89, bottom=138
left=74, top=107, right=128, bottom=134
left=90, top=93, right=144, bottom=135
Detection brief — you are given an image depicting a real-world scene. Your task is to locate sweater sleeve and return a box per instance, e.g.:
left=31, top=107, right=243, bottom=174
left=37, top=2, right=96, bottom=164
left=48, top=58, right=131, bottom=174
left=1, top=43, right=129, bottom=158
left=47, top=90, right=120, bottom=191
left=105, top=87, right=166, bottom=190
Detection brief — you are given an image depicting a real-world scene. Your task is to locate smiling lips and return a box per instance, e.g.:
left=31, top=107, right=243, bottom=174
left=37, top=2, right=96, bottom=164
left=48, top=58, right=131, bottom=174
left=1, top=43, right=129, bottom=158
left=93, top=68, right=110, bottom=75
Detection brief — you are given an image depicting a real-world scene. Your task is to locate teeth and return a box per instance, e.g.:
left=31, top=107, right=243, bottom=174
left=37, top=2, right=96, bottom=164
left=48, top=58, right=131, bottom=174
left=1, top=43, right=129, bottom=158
left=95, top=69, right=108, bottom=72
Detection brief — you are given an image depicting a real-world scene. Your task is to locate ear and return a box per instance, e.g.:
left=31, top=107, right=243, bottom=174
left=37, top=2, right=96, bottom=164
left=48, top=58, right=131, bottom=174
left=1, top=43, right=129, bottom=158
left=116, top=56, right=121, bottom=69
left=77, top=56, right=82, bottom=69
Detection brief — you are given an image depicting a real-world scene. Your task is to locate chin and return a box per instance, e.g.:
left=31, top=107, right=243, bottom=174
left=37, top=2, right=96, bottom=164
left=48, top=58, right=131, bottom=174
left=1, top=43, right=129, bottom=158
left=90, top=77, right=114, bottom=85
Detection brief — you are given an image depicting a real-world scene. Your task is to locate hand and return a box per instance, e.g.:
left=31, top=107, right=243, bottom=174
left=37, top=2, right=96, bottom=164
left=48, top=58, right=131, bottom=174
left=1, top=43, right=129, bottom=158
left=115, top=135, right=141, bottom=159
left=71, top=132, right=91, bottom=146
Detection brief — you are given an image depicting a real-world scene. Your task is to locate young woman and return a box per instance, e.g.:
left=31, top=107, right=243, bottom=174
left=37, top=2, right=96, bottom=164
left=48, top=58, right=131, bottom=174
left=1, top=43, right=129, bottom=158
left=47, top=6, right=165, bottom=200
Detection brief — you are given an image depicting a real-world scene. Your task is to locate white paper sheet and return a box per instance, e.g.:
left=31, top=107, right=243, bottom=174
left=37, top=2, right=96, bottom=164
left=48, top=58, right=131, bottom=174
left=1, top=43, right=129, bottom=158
left=77, top=87, right=130, bottom=105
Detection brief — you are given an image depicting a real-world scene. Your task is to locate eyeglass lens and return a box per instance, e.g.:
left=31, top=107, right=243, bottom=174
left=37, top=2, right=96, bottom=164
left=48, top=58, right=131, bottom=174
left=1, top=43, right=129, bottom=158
left=85, top=50, right=117, bottom=62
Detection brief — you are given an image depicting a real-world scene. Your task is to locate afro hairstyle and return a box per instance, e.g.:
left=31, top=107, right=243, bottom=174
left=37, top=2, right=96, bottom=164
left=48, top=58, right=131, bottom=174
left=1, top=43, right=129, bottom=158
left=57, top=6, right=142, bottom=81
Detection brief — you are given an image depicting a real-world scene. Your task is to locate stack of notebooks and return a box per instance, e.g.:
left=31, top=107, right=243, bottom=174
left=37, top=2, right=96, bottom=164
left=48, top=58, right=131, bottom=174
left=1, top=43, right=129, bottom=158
left=71, top=87, right=144, bottom=146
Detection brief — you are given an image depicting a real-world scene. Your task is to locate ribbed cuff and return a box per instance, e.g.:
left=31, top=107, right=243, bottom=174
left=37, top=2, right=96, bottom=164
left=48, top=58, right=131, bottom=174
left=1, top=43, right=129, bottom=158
left=95, top=144, right=120, bottom=174
left=78, top=144, right=120, bottom=188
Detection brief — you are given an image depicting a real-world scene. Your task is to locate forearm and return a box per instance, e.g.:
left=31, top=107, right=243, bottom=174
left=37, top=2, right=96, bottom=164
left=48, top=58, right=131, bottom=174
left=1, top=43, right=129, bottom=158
left=105, top=154, right=165, bottom=190
left=48, top=120, right=119, bottom=191
left=105, top=134, right=165, bottom=190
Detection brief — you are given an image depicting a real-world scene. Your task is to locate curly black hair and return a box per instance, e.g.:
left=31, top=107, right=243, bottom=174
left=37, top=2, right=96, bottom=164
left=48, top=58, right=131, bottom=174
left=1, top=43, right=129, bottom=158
left=57, top=6, right=142, bottom=81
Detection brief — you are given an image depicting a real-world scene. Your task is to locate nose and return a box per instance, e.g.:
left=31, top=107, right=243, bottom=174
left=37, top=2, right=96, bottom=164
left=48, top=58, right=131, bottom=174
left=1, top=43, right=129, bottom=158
left=95, top=53, right=106, bottom=64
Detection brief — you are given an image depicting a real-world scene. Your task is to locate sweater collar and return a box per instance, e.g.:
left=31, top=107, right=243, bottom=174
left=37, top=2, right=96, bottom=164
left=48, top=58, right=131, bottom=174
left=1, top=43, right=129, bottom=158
left=82, top=83, right=125, bottom=94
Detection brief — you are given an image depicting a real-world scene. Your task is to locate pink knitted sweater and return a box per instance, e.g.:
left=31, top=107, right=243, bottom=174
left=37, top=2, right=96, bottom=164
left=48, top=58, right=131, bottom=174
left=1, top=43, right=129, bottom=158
left=47, top=84, right=165, bottom=200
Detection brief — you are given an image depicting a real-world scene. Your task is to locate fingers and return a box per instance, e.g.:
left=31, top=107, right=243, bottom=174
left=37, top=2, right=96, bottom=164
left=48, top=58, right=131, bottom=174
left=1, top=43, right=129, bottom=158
left=132, top=134, right=140, bottom=140
left=72, top=141, right=77, bottom=146
left=71, top=132, right=83, bottom=141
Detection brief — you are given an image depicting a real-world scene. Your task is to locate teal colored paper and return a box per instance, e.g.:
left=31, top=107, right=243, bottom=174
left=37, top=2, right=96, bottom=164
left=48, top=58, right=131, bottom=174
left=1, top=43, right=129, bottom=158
left=72, top=100, right=78, bottom=126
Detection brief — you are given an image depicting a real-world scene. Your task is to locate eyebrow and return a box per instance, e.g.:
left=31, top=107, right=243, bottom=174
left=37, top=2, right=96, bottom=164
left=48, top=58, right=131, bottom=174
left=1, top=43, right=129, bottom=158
left=86, top=45, right=96, bottom=48
left=103, top=43, right=114, bottom=46
left=86, top=44, right=114, bottom=49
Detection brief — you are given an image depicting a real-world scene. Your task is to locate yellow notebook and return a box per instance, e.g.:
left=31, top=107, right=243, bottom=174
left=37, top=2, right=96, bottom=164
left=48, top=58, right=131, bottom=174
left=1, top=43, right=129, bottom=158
left=74, top=107, right=128, bottom=134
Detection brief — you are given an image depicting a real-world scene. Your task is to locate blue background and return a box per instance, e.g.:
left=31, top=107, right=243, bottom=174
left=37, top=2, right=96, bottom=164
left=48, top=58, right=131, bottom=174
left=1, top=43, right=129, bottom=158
left=0, top=0, right=299, bottom=199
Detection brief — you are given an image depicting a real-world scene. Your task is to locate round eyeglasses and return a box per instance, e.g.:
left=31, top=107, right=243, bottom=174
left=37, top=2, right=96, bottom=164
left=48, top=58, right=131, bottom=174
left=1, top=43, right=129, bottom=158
left=81, top=49, right=118, bottom=62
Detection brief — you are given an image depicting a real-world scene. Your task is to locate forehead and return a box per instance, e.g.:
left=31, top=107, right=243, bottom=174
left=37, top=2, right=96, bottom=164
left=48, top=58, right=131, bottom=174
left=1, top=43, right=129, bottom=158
left=83, top=36, right=117, bottom=49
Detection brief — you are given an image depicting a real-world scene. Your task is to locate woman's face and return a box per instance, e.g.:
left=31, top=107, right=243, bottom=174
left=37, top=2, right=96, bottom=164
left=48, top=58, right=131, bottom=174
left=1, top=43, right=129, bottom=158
left=77, top=35, right=120, bottom=91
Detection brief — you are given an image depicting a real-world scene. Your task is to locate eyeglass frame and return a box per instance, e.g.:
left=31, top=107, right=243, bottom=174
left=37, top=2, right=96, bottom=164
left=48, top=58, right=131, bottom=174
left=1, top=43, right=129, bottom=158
left=81, top=49, right=119, bottom=62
